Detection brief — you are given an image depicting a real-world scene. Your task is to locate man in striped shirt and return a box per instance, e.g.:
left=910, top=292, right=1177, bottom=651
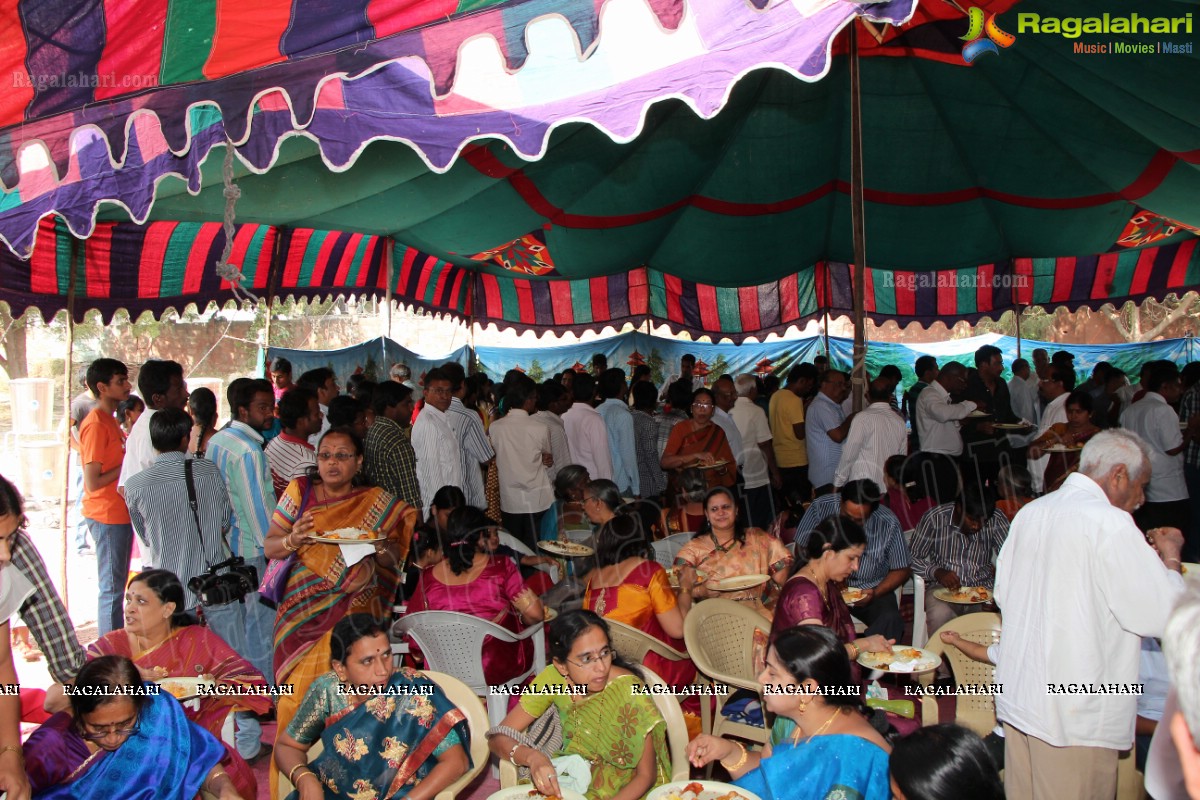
left=206, top=378, right=277, bottom=687
left=596, top=368, right=639, bottom=497
left=264, top=387, right=321, bottom=496
left=795, top=479, right=910, bottom=641
left=411, top=368, right=462, bottom=514
left=442, top=362, right=494, bottom=510
left=909, top=484, right=1009, bottom=639
left=364, top=381, right=421, bottom=509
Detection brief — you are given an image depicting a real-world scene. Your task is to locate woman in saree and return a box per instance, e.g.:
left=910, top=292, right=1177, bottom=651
left=488, top=610, right=671, bottom=800
left=660, top=468, right=707, bottom=535
left=582, top=513, right=696, bottom=689
left=1029, top=390, right=1100, bottom=493
left=265, top=426, right=418, bottom=795
left=275, top=614, right=470, bottom=800
left=687, top=626, right=891, bottom=800
left=408, top=506, right=544, bottom=684
left=771, top=517, right=893, bottom=667
left=25, top=655, right=240, bottom=799
left=660, top=388, right=736, bottom=492
left=86, top=570, right=269, bottom=798
left=676, top=487, right=792, bottom=620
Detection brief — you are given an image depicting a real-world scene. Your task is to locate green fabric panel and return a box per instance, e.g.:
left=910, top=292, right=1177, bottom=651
left=55, top=219, right=73, bottom=295
left=1108, top=251, right=1139, bottom=298
left=872, top=272, right=897, bottom=316
left=957, top=272, right=976, bottom=315
left=1030, top=259, right=1056, bottom=305
left=160, top=0, right=218, bottom=84
left=161, top=222, right=200, bottom=296
left=0, top=188, right=20, bottom=213
left=716, top=287, right=741, bottom=333
left=1187, top=246, right=1200, bottom=288
left=296, top=231, right=325, bottom=288
left=569, top=279, right=592, bottom=324
left=794, top=267, right=818, bottom=318
left=495, top=272, right=519, bottom=320
left=456, top=0, right=509, bottom=10
left=647, top=271, right=668, bottom=320
left=345, top=235, right=372, bottom=288
left=243, top=225, right=271, bottom=284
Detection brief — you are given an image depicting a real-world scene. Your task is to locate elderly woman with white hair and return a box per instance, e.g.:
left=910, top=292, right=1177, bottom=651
left=994, top=429, right=1187, bottom=799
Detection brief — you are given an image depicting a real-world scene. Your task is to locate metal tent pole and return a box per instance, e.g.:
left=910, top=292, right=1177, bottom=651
left=848, top=24, right=868, bottom=413
left=59, top=232, right=79, bottom=608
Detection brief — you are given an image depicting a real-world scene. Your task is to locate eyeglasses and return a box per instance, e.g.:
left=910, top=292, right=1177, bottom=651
left=692, top=402, right=713, bottom=409
left=317, top=452, right=356, bottom=462
left=80, top=717, right=140, bottom=741
left=567, top=647, right=615, bottom=668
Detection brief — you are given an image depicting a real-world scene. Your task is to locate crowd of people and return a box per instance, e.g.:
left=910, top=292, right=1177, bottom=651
left=0, top=343, right=1194, bottom=799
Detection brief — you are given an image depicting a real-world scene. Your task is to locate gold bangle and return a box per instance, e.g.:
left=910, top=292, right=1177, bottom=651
left=0, top=745, right=22, bottom=762
left=283, top=534, right=300, bottom=552
left=288, top=763, right=309, bottom=784
left=721, top=741, right=748, bottom=772
left=297, top=771, right=321, bottom=786
left=207, top=769, right=229, bottom=786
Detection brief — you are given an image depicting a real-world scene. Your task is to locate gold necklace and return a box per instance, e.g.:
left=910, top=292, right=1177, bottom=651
left=803, top=566, right=828, bottom=600
left=793, top=707, right=844, bottom=744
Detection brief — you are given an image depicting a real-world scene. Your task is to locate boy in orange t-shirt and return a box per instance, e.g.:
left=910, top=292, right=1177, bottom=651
left=78, top=358, right=133, bottom=635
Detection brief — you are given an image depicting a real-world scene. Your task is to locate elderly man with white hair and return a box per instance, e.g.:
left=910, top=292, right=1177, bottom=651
left=1159, top=584, right=1200, bottom=799
left=995, top=429, right=1186, bottom=800
left=730, top=374, right=779, bottom=529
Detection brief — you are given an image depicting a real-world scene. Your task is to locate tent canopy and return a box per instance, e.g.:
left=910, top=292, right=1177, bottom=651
left=1, top=0, right=1198, bottom=330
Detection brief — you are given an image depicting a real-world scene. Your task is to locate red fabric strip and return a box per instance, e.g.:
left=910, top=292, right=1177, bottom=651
left=976, top=264, right=993, bottom=313
left=895, top=272, right=915, bottom=316
left=481, top=275, right=502, bottom=319
left=780, top=274, right=799, bottom=323
left=96, top=0, right=166, bottom=100
left=738, top=286, right=760, bottom=332
left=589, top=277, right=610, bottom=323
left=183, top=224, right=221, bottom=294
left=1092, top=253, right=1120, bottom=299
left=628, top=268, right=649, bottom=317
left=332, top=233, right=363, bottom=288
left=1131, top=248, right=1157, bottom=296
left=308, top=233, right=340, bottom=287
left=431, top=263, right=452, bottom=308
left=1121, top=151, right=1176, bottom=201
left=366, top=0, right=456, bottom=38
left=84, top=224, right=115, bottom=298
left=224, top=225, right=258, bottom=289
left=0, top=0, right=32, bottom=128
left=664, top=274, right=683, bottom=323
left=1168, top=239, right=1197, bottom=288
left=937, top=271, right=957, bottom=316
left=138, top=222, right=178, bottom=298
left=1051, top=257, right=1077, bottom=302
left=863, top=266, right=876, bottom=313
left=29, top=219, right=60, bottom=295
left=1013, top=259, right=1034, bottom=306
left=254, top=227, right=277, bottom=290
left=515, top=279, right=534, bottom=323
left=397, top=247, right=418, bottom=293
left=448, top=268, right=467, bottom=312
left=281, top=230, right=314, bottom=289
left=413, top=253, right=434, bottom=300
left=550, top=279, right=574, bottom=325
left=696, top=283, right=720, bottom=331
left=205, top=0, right=289, bottom=78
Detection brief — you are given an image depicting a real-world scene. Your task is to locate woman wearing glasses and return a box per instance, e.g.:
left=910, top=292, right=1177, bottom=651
left=25, top=655, right=241, bottom=798
left=264, top=427, right=418, bottom=794
left=660, top=388, right=737, bottom=493
left=676, top=486, right=792, bottom=619
left=488, top=610, right=670, bottom=800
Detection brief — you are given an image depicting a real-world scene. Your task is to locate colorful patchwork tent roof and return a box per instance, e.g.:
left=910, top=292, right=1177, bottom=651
left=1, top=0, right=1198, bottom=328
left=5, top=218, right=1196, bottom=339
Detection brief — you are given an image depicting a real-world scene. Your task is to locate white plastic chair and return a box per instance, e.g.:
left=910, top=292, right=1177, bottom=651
left=498, top=665, right=691, bottom=787
left=276, top=670, right=489, bottom=800
left=499, top=530, right=561, bottom=582
left=910, top=573, right=928, bottom=648
left=652, top=531, right=696, bottom=568
left=393, top=610, right=547, bottom=729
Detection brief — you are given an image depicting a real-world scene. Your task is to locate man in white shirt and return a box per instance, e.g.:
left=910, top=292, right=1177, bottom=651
left=834, top=378, right=907, bottom=490
left=490, top=374, right=554, bottom=548
left=995, top=429, right=1185, bottom=800
left=297, top=367, right=339, bottom=447
left=410, top=368, right=462, bottom=514
left=711, top=377, right=745, bottom=471
left=1026, top=362, right=1073, bottom=493
left=118, top=359, right=188, bottom=491
left=915, top=362, right=976, bottom=504
left=595, top=368, right=639, bottom=497
left=562, top=373, right=613, bottom=481
left=731, top=375, right=778, bottom=529
left=442, top=361, right=494, bottom=510
left=534, top=380, right=572, bottom=481
left=1007, top=358, right=1040, bottom=449
left=1122, top=361, right=1192, bottom=533
left=658, top=354, right=705, bottom=402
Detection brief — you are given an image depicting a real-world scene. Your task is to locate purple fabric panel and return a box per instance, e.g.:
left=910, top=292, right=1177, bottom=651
left=20, top=0, right=106, bottom=119
left=757, top=282, right=780, bottom=330
left=607, top=272, right=630, bottom=320
left=281, top=0, right=375, bottom=59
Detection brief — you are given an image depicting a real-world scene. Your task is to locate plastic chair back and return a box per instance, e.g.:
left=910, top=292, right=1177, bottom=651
left=683, top=598, right=770, bottom=746
left=652, top=531, right=696, bottom=568
left=499, top=531, right=560, bottom=582
left=919, top=612, right=1001, bottom=736
left=607, top=618, right=689, bottom=665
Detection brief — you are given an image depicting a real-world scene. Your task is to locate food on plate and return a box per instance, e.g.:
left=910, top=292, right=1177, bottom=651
left=159, top=680, right=192, bottom=699
left=899, top=648, right=923, bottom=660
left=323, top=527, right=374, bottom=540
left=526, top=791, right=562, bottom=800
left=841, top=588, right=864, bottom=604
left=945, top=587, right=990, bottom=603
left=541, top=541, right=592, bottom=556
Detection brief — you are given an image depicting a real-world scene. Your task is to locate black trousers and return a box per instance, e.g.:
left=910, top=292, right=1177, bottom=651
left=852, top=588, right=905, bottom=642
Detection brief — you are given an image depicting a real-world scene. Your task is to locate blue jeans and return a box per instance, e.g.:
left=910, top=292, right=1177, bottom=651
left=240, top=554, right=277, bottom=686
left=196, top=601, right=263, bottom=760
left=88, top=519, right=132, bottom=635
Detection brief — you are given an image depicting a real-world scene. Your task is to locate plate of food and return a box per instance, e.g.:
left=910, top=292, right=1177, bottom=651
left=667, top=566, right=706, bottom=589
left=1182, top=562, right=1199, bottom=576
left=543, top=607, right=559, bottom=621
left=310, top=527, right=385, bottom=543
left=841, top=587, right=866, bottom=605
left=538, top=540, right=595, bottom=557
left=1042, top=444, right=1084, bottom=453
left=966, top=410, right=992, bottom=418
left=485, top=787, right=589, bottom=800
left=932, top=586, right=992, bottom=604
left=857, top=647, right=941, bottom=674
left=709, top=574, right=769, bottom=592
left=697, top=461, right=729, bottom=471
left=157, top=676, right=215, bottom=700
left=648, top=780, right=764, bottom=800
left=993, top=422, right=1033, bottom=430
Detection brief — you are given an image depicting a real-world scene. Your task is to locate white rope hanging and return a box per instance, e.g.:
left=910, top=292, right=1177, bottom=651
left=214, top=140, right=259, bottom=303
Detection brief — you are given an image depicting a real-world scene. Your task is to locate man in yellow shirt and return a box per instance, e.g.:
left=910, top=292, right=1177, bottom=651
left=770, top=363, right=818, bottom=502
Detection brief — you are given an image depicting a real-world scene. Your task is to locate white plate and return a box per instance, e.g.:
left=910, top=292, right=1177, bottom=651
left=993, top=422, right=1032, bottom=430
left=543, top=607, right=559, bottom=621
left=486, top=787, right=589, bottom=800
left=932, top=586, right=992, bottom=604
left=857, top=646, right=941, bottom=674
left=647, top=780, right=764, bottom=800
left=841, top=587, right=866, bottom=605
left=697, top=461, right=729, bottom=471
left=156, top=676, right=215, bottom=700
left=1182, top=563, right=1199, bottom=577
left=709, top=574, right=769, bottom=592
left=967, top=411, right=991, bottom=418
left=1042, top=444, right=1083, bottom=454
left=310, top=534, right=386, bottom=544
left=538, top=540, right=595, bottom=557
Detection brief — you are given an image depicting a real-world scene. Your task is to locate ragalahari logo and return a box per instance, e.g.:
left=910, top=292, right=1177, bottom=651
left=961, top=6, right=1016, bottom=63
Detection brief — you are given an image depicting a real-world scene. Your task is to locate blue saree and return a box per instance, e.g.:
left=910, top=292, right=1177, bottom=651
left=285, top=668, right=471, bottom=800
left=734, top=719, right=891, bottom=800
left=33, top=685, right=223, bottom=799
